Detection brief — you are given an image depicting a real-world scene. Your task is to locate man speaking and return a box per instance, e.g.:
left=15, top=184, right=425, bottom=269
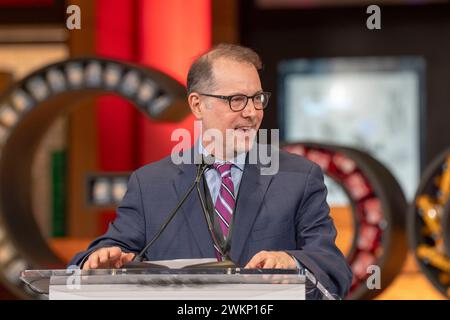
left=69, top=44, right=352, bottom=298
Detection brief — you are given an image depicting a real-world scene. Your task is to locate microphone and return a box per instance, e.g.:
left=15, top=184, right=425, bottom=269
left=123, top=154, right=214, bottom=268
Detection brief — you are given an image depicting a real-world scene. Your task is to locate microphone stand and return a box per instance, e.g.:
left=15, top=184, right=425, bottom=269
left=123, top=162, right=209, bottom=269
left=186, top=174, right=236, bottom=269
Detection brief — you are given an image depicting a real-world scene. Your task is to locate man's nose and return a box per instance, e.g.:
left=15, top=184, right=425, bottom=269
left=241, top=98, right=258, bottom=118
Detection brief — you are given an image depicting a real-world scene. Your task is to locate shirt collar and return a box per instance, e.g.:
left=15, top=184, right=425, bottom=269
left=198, top=139, right=245, bottom=172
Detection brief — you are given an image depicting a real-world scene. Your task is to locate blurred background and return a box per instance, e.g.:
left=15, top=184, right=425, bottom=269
left=0, top=0, right=449, bottom=300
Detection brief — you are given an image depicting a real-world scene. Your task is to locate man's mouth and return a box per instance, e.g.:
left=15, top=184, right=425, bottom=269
left=234, top=126, right=255, bottom=133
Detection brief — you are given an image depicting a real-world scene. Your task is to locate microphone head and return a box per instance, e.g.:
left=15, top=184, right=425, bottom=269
left=203, top=154, right=215, bottom=166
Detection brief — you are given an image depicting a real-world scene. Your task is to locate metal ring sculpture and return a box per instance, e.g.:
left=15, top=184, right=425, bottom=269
left=283, top=143, right=408, bottom=300
left=0, top=57, right=188, bottom=298
left=408, top=148, right=450, bottom=298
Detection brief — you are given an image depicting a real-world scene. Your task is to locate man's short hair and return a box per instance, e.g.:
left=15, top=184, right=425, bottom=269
left=186, top=43, right=262, bottom=95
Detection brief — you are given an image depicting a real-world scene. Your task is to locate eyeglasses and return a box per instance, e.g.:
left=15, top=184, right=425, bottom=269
left=198, top=92, right=271, bottom=112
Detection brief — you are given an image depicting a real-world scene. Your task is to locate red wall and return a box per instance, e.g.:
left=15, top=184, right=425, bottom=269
left=95, top=0, right=211, bottom=232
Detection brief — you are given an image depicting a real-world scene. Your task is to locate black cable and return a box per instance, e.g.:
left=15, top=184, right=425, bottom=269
left=195, top=167, right=227, bottom=259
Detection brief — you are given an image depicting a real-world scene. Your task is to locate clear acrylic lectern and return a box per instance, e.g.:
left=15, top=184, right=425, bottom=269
left=20, top=267, right=335, bottom=300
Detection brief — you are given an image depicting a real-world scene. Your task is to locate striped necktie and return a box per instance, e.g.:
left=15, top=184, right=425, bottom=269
left=213, top=162, right=235, bottom=259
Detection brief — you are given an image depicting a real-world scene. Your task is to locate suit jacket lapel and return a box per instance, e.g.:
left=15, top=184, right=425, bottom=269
left=230, top=162, right=273, bottom=264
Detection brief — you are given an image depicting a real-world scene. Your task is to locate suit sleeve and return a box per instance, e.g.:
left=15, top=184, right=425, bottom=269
left=286, top=163, right=353, bottom=299
left=68, top=171, right=147, bottom=267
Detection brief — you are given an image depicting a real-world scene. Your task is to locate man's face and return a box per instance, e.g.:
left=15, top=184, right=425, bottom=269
left=189, top=58, right=264, bottom=159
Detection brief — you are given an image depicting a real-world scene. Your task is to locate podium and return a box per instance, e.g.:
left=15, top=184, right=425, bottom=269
left=20, top=268, right=324, bottom=300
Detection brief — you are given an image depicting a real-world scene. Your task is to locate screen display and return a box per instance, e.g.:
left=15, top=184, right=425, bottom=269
left=279, top=57, right=425, bottom=201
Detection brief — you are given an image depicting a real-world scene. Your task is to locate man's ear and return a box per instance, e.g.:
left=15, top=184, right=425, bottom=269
left=188, top=92, right=202, bottom=119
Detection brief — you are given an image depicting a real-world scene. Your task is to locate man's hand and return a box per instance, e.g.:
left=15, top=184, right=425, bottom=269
left=245, top=251, right=297, bottom=269
left=82, top=247, right=135, bottom=270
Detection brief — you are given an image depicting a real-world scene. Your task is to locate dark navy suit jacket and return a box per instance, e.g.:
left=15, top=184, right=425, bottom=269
left=70, top=148, right=352, bottom=298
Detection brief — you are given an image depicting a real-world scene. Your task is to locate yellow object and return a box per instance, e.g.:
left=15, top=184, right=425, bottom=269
left=437, top=157, right=450, bottom=204
left=417, top=245, right=450, bottom=273
left=417, top=196, right=441, bottom=235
